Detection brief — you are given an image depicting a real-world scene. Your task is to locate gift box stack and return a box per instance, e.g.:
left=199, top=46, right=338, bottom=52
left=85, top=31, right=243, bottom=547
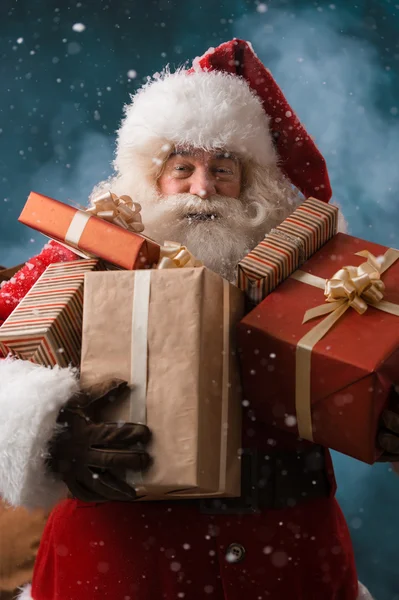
left=0, top=190, right=245, bottom=499
left=236, top=198, right=399, bottom=464
left=0, top=191, right=161, bottom=368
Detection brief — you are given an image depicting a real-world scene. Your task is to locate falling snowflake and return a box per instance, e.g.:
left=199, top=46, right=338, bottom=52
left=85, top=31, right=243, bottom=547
left=284, top=415, right=297, bottom=427
left=351, top=517, right=363, bottom=529
left=72, top=23, right=86, bottom=32
left=256, top=3, right=268, bottom=13
left=271, top=550, right=289, bottom=567
left=127, top=69, right=137, bottom=79
left=97, top=561, right=109, bottom=573
left=16, top=37, right=24, bottom=44
left=68, top=42, right=81, bottom=55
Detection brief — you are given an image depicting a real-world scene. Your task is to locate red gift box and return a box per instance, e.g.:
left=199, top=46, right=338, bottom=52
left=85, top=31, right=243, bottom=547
left=19, top=192, right=160, bottom=271
left=238, top=232, right=399, bottom=464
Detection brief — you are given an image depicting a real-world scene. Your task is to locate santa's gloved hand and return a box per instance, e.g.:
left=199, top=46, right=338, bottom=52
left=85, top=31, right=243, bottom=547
left=377, top=385, right=399, bottom=462
left=47, top=379, right=151, bottom=502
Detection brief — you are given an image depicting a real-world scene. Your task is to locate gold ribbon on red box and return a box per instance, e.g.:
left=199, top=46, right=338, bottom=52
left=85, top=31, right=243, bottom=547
left=290, top=248, right=399, bottom=441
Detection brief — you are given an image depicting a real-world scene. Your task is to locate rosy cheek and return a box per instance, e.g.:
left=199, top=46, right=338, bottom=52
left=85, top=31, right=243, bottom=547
left=158, top=175, right=185, bottom=195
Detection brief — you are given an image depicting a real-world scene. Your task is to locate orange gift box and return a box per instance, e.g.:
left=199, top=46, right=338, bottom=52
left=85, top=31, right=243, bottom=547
left=19, top=192, right=160, bottom=270
left=238, top=232, right=399, bottom=464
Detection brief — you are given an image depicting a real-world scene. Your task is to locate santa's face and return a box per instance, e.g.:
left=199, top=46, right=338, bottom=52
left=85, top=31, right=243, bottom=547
left=111, top=147, right=299, bottom=282
left=157, top=148, right=242, bottom=201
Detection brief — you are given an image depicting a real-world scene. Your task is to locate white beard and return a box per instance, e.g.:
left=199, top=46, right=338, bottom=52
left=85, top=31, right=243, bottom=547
left=141, top=194, right=264, bottom=282
left=90, top=163, right=302, bottom=283
left=140, top=187, right=298, bottom=282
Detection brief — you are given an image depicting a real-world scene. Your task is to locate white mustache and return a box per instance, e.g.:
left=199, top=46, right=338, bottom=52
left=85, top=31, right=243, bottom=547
left=158, top=194, right=242, bottom=218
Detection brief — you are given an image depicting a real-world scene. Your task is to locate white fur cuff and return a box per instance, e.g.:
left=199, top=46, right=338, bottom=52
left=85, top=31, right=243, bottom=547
left=18, top=584, right=33, bottom=600
left=357, top=582, right=374, bottom=599
left=0, top=358, right=79, bottom=510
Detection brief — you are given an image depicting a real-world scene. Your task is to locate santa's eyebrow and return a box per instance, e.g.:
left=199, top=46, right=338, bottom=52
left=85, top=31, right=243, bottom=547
left=170, top=149, right=192, bottom=157
left=212, top=151, right=238, bottom=161
left=170, top=149, right=238, bottom=161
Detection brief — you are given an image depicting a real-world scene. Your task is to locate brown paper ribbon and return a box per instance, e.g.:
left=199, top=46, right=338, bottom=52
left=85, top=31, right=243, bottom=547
left=156, top=241, right=203, bottom=270
left=291, top=248, right=399, bottom=441
left=86, top=191, right=144, bottom=233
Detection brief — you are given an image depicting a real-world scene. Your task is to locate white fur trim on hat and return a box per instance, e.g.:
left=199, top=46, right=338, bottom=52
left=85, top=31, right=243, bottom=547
left=115, top=69, right=277, bottom=175
left=0, top=358, right=78, bottom=510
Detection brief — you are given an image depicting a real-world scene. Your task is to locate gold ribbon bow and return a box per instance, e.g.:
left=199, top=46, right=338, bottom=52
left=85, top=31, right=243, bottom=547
left=290, top=248, right=399, bottom=442
left=87, top=191, right=144, bottom=233
left=156, top=241, right=203, bottom=270
left=300, top=249, right=399, bottom=325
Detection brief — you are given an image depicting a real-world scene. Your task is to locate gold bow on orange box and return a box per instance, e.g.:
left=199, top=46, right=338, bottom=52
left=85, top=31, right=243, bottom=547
left=88, top=194, right=202, bottom=270
left=290, top=248, right=399, bottom=441
left=87, top=192, right=144, bottom=233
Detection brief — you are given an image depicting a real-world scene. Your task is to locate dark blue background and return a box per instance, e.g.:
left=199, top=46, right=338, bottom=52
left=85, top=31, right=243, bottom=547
left=1, top=1, right=399, bottom=597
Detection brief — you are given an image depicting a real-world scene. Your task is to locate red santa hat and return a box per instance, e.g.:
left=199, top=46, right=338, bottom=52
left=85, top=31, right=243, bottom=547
left=114, top=39, right=332, bottom=203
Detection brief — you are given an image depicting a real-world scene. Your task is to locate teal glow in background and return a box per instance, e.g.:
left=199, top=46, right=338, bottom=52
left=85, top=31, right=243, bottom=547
left=1, top=1, right=399, bottom=597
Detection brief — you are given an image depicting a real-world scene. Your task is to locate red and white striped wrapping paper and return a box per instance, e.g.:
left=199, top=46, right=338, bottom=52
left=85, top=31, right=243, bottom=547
left=236, top=198, right=339, bottom=305
left=0, top=259, right=101, bottom=367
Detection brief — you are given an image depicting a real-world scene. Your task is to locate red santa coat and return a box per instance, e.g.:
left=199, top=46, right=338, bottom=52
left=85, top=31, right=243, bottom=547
left=29, top=493, right=357, bottom=600
left=0, top=245, right=360, bottom=600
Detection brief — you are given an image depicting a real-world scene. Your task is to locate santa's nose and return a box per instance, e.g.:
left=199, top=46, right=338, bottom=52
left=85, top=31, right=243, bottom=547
left=189, top=170, right=216, bottom=199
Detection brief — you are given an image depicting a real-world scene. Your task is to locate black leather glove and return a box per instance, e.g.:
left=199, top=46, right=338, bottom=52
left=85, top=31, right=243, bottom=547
left=47, top=379, right=151, bottom=502
left=377, top=384, right=399, bottom=461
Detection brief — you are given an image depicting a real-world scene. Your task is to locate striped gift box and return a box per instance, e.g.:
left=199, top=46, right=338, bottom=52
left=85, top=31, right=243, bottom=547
left=237, top=198, right=338, bottom=305
left=0, top=259, right=101, bottom=367
left=276, top=197, right=338, bottom=258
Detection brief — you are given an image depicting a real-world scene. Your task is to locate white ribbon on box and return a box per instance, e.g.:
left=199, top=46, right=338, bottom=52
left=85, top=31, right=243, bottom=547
left=60, top=192, right=144, bottom=257
left=126, top=271, right=232, bottom=494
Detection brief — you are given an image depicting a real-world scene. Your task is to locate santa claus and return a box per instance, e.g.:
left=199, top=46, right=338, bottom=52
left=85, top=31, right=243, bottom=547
left=1, top=38, right=396, bottom=600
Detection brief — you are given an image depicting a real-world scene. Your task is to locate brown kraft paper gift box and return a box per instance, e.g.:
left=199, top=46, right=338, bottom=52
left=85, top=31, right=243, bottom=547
left=80, top=267, right=244, bottom=498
